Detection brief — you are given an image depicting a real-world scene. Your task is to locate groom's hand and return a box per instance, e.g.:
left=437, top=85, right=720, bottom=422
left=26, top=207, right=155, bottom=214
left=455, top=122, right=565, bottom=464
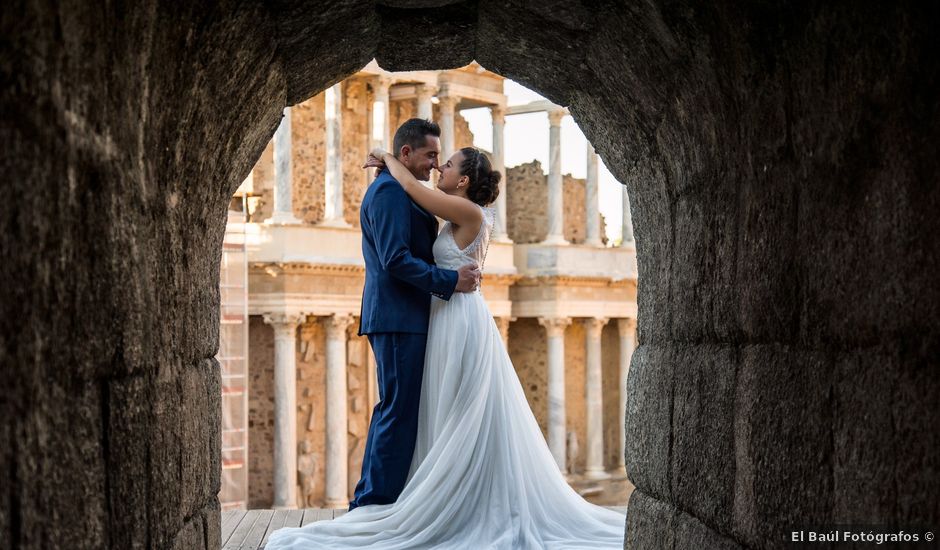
left=455, top=263, right=481, bottom=293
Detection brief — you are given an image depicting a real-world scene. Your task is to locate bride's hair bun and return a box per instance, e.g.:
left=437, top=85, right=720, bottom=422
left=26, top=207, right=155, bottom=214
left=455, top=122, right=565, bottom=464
left=459, top=147, right=501, bottom=207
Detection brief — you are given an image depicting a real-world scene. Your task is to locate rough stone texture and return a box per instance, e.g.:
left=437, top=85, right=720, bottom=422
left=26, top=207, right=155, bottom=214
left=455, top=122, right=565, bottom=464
left=505, top=161, right=608, bottom=245
left=3, top=1, right=937, bottom=548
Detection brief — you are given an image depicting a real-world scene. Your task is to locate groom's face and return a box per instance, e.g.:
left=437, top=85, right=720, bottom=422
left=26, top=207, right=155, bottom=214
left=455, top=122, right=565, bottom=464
left=402, top=135, right=441, bottom=181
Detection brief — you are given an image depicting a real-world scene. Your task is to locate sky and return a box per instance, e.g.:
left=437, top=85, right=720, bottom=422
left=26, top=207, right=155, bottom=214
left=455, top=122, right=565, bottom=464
left=460, top=80, right=625, bottom=242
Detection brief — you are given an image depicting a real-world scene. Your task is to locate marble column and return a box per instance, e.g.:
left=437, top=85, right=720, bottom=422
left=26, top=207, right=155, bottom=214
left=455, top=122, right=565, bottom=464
left=268, top=108, right=301, bottom=225
left=539, top=316, right=572, bottom=473
left=621, top=185, right=635, bottom=248
left=322, top=82, right=350, bottom=227
left=439, top=95, right=458, bottom=161
left=616, top=318, right=637, bottom=474
left=583, top=317, right=610, bottom=480
left=416, top=84, right=434, bottom=120
left=495, top=316, right=513, bottom=350
left=263, top=312, right=304, bottom=508
left=585, top=143, right=603, bottom=246
left=324, top=314, right=355, bottom=508
left=372, top=77, right=391, bottom=153
left=491, top=105, right=509, bottom=241
left=543, top=109, right=568, bottom=245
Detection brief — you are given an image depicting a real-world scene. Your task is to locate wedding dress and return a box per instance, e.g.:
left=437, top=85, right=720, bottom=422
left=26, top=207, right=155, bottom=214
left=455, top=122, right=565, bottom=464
left=267, top=206, right=626, bottom=549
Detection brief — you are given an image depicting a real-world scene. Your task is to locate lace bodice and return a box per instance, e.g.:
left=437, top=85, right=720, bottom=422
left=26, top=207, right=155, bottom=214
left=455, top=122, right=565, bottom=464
left=432, top=206, right=496, bottom=271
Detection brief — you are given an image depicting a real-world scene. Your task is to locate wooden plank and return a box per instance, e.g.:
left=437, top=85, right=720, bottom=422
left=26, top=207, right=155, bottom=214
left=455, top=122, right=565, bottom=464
left=284, top=509, right=305, bottom=528
left=259, top=509, right=292, bottom=549
left=301, top=508, right=334, bottom=527
left=221, top=510, right=247, bottom=546
left=332, top=508, right=347, bottom=519
left=240, top=509, right=274, bottom=550
left=223, top=509, right=262, bottom=550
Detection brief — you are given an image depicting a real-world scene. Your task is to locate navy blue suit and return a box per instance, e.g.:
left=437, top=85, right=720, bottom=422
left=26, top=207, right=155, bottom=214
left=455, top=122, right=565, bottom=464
left=351, top=168, right=458, bottom=510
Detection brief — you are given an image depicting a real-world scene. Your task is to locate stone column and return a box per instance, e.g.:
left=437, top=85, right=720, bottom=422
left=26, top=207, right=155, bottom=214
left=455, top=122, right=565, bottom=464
left=439, top=94, right=458, bottom=162
left=263, top=312, right=304, bottom=508
left=583, top=317, right=610, bottom=479
left=621, top=185, right=635, bottom=248
left=539, top=316, right=572, bottom=473
left=585, top=143, right=603, bottom=246
left=322, top=82, right=350, bottom=227
left=543, top=109, right=568, bottom=245
left=416, top=84, right=434, bottom=120
left=495, top=316, right=513, bottom=350
left=324, top=314, right=355, bottom=507
left=491, top=105, right=510, bottom=241
left=616, top=318, right=637, bottom=474
left=267, top=108, right=301, bottom=225
left=372, top=77, right=391, bottom=153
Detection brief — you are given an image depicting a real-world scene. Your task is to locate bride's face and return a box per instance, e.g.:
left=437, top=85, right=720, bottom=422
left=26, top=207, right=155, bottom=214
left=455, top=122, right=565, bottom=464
left=436, top=151, right=469, bottom=196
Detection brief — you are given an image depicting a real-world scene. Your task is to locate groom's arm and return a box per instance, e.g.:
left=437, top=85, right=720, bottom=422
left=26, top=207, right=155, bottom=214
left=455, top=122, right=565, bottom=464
left=370, top=182, right=459, bottom=300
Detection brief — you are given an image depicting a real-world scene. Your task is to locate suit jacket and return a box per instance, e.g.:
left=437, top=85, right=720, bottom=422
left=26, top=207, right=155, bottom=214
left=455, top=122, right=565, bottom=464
left=358, top=168, right=458, bottom=335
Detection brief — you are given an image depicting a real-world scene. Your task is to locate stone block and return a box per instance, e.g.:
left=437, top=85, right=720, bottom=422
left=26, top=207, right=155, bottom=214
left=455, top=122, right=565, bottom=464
left=625, top=344, right=673, bottom=501
left=625, top=489, right=677, bottom=549
left=671, top=345, right=737, bottom=533
left=733, top=345, right=833, bottom=548
left=832, top=347, right=898, bottom=523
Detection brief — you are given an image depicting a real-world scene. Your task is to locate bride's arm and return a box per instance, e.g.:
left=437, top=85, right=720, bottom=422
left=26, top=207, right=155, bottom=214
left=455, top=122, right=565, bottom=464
left=371, top=149, right=483, bottom=228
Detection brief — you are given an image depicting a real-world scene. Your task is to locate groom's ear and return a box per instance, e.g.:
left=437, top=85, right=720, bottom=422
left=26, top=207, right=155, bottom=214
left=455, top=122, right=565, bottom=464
left=399, top=144, right=412, bottom=162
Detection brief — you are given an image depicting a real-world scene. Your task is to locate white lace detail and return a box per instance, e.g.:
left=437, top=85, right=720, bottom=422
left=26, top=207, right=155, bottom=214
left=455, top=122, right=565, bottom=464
left=434, top=206, right=496, bottom=273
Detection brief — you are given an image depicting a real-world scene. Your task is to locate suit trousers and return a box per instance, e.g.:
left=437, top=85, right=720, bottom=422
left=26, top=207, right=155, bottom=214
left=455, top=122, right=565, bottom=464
left=349, top=332, right=427, bottom=510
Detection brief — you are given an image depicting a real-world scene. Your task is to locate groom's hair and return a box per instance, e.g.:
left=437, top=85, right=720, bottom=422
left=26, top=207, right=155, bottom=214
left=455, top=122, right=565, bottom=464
left=393, top=118, right=441, bottom=158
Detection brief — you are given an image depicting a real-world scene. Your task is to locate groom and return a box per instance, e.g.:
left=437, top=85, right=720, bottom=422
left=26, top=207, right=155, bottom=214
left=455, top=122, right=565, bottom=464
left=351, top=118, right=480, bottom=510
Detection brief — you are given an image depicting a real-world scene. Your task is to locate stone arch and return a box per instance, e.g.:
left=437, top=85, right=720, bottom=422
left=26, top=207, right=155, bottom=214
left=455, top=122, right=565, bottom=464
left=2, top=2, right=937, bottom=549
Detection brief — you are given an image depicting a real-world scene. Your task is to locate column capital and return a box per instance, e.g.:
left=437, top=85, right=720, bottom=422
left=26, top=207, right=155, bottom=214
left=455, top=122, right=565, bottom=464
left=582, top=317, right=609, bottom=339
left=548, top=108, right=566, bottom=126
left=416, top=83, right=436, bottom=100
left=374, top=76, right=391, bottom=94
left=438, top=94, right=459, bottom=111
left=263, top=312, right=304, bottom=329
left=490, top=104, right=506, bottom=125
left=539, top=316, right=572, bottom=337
left=617, top=317, right=637, bottom=337
left=323, top=314, right=355, bottom=339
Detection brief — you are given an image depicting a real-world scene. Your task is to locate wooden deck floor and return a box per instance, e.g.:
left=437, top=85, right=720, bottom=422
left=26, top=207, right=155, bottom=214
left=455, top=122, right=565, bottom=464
left=222, top=506, right=628, bottom=549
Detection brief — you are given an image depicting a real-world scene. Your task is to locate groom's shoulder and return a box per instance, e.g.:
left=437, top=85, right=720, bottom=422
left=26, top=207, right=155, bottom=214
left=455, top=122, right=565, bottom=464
left=367, top=176, right=405, bottom=200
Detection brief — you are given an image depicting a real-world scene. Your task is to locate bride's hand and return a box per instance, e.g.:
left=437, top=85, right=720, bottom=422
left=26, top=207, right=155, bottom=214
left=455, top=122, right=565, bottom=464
left=370, top=147, right=389, bottom=159
left=362, top=153, right=385, bottom=171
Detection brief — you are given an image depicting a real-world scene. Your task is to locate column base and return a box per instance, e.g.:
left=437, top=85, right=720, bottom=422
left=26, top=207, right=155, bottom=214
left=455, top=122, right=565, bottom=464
left=540, top=234, right=569, bottom=246
left=608, top=466, right=629, bottom=480
left=318, top=218, right=352, bottom=229
left=492, top=234, right=513, bottom=244
left=265, top=212, right=302, bottom=225
left=619, top=239, right=636, bottom=250
left=584, top=238, right=604, bottom=247
left=584, top=468, right=612, bottom=481
left=324, top=499, right=349, bottom=509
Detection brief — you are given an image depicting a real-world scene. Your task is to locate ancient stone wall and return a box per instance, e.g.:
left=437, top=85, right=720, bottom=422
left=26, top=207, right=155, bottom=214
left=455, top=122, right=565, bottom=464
left=505, top=161, right=607, bottom=245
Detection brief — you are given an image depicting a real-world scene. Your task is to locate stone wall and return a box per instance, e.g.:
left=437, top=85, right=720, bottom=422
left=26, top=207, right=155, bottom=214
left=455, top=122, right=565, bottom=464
left=506, top=161, right=608, bottom=245
left=247, top=316, right=276, bottom=507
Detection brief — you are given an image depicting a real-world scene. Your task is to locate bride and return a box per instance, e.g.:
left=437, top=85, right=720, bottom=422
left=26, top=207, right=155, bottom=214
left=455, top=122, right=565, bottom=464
left=266, top=145, right=626, bottom=549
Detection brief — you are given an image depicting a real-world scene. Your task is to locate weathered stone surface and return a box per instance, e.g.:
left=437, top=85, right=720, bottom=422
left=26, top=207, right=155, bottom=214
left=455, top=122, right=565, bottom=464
left=3, top=1, right=937, bottom=548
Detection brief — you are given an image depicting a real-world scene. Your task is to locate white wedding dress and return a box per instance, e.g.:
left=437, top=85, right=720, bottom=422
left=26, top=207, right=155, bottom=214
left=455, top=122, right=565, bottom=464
left=267, top=206, right=626, bottom=549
